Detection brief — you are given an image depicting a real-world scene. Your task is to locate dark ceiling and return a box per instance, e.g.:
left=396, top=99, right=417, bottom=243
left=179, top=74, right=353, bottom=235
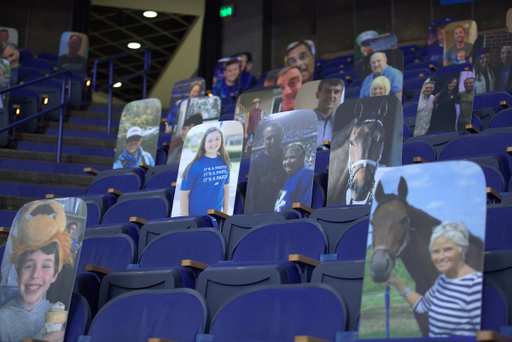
left=88, top=5, right=197, bottom=103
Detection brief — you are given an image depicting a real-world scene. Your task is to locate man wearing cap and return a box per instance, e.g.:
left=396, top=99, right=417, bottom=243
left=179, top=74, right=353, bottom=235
left=114, top=126, right=155, bottom=169
left=496, top=45, right=512, bottom=92
left=360, top=51, right=403, bottom=100
left=444, top=26, right=473, bottom=66
left=428, top=19, right=457, bottom=62
left=244, top=98, right=264, bottom=153
left=285, top=41, right=315, bottom=84
left=355, top=30, right=379, bottom=61
left=314, top=79, right=344, bottom=148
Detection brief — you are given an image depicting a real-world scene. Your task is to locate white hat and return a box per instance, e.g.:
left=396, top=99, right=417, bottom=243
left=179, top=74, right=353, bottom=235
left=356, top=30, right=379, bottom=46
left=126, top=126, right=142, bottom=139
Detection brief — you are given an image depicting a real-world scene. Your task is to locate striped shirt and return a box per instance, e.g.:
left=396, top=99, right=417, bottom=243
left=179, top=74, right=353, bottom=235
left=413, top=272, right=482, bottom=337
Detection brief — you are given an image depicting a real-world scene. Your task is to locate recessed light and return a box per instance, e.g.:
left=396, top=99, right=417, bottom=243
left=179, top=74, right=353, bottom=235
left=127, top=42, right=141, bottom=49
left=113, top=82, right=122, bottom=88
left=143, top=11, right=157, bottom=18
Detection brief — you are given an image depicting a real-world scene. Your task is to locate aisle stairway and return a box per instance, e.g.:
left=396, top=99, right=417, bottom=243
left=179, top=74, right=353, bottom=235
left=0, top=104, right=124, bottom=227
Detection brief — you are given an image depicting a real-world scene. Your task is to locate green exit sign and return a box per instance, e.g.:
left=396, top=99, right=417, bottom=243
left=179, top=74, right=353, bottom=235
left=220, top=5, right=235, bottom=18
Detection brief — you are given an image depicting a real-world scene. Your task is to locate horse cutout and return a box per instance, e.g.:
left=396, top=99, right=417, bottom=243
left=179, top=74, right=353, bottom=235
left=327, top=95, right=402, bottom=207
left=0, top=198, right=87, bottom=341
left=113, top=98, right=161, bottom=169
left=234, top=86, right=283, bottom=156
left=359, top=161, right=486, bottom=338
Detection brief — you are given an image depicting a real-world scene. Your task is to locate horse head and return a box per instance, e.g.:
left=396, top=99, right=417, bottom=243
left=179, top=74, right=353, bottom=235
left=347, top=99, right=387, bottom=202
left=370, top=176, right=412, bottom=283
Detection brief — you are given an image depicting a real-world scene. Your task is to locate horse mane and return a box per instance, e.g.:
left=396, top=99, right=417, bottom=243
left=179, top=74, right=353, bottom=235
left=331, top=119, right=355, bottom=151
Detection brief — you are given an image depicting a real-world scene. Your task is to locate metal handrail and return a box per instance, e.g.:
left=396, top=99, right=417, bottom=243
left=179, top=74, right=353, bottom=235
left=0, top=70, right=72, bottom=163
left=92, top=46, right=151, bottom=134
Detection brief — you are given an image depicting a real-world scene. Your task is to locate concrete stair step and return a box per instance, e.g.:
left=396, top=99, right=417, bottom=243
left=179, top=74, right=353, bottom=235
left=15, top=132, right=116, bottom=149
left=0, top=197, right=40, bottom=212
left=0, top=149, right=113, bottom=167
left=17, top=141, right=115, bottom=158
left=0, top=169, right=93, bottom=189
left=44, top=121, right=119, bottom=134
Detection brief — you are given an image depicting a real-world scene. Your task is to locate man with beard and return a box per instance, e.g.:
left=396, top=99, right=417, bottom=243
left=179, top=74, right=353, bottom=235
left=444, top=26, right=473, bottom=66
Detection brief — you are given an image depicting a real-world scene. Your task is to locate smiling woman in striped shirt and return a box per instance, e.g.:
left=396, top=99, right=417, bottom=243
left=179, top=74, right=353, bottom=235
left=386, top=221, right=482, bottom=337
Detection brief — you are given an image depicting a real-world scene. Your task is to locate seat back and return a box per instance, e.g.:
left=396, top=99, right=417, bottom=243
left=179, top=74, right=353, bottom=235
left=311, top=260, right=365, bottom=331
left=77, top=234, right=136, bottom=272
left=310, top=206, right=370, bottom=254
left=402, top=141, right=436, bottom=165
left=81, top=194, right=117, bottom=227
left=222, top=211, right=298, bottom=257
left=87, top=289, right=207, bottom=342
left=489, top=108, right=512, bottom=129
left=139, top=228, right=226, bottom=268
left=138, top=216, right=213, bottom=253
left=64, top=293, right=92, bottom=342
left=85, top=168, right=145, bottom=195
left=100, top=189, right=172, bottom=225
left=143, top=163, right=179, bottom=190
left=231, top=219, right=327, bottom=261
left=210, top=284, right=347, bottom=341
left=483, top=250, right=512, bottom=327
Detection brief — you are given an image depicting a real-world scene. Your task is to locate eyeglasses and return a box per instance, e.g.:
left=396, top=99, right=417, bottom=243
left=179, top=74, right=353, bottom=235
left=286, top=40, right=315, bottom=56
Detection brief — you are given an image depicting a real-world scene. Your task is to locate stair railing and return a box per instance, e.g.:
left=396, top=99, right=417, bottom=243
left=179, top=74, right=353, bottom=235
left=92, top=46, right=151, bottom=134
left=0, top=70, right=72, bottom=163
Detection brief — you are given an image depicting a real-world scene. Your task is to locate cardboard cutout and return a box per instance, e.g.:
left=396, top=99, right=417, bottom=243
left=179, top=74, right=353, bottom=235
left=0, top=198, right=87, bottom=341
left=0, top=28, right=18, bottom=46
left=167, top=96, right=222, bottom=164
left=113, top=98, right=161, bottom=169
left=507, top=8, right=512, bottom=33
left=244, top=110, right=318, bottom=214
left=57, top=32, right=88, bottom=73
left=212, top=57, right=242, bottom=98
left=0, top=59, right=11, bottom=109
left=294, top=79, right=345, bottom=149
left=235, top=87, right=283, bottom=156
left=358, top=161, right=485, bottom=338
left=443, top=21, right=477, bottom=66
left=284, top=40, right=316, bottom=84
left=415, top=71, right=475, bottom=136
left=326, top=96, right=403, bottom=207
left=360, top=49, right=404, bottom=102
left=171, top=121, right=243, bottom=217
left=364, top=34, right=398, bottom=57
left=165, top=77, right=206, bottom=133
left=428, top=19, right=458, bottom=62
left=471, top=33, right=512, bottom=94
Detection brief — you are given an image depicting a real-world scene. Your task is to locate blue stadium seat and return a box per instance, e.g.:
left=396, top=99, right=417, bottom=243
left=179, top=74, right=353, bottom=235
left=85, top=289, right=207, bottom=342
left=143, top=163, right=179, bottom=190
left=64, top=293, right=92, bottom=342
left=85, top=223, right=141, bottom=248
left=403, top=69, right=432, bottom=80
left=84, top=168, right=145, bottom=196
left=406, top=131, right=462, bottom=158
left=474, top=92, right=512, bottom=112
left=482, top=250, right=512, bottom=330
left=100, top=189, right=173, bottom=225
left=402, top=141, right=436, bottom=164
left=434, top=63, right=472, bottom=75
left=404, top=60, right=439, bottom=71
left=309, top=205, right=370, bottom=254
left=9, top=88, right=41, bottom=133
left=311, top=259, right=364, bottom=331
left=221, top=211, right=299, bottom=257
left=209, top=284, right=347, bottom=341
left=489, top=108, right=512, bottom=129
left=81, top=194, right=117, bottom=226
left=20, top=58, right=54, bottom=73
left=138, top=215, right=214, bottom=253
left=78, top=234, right=137, bottom=273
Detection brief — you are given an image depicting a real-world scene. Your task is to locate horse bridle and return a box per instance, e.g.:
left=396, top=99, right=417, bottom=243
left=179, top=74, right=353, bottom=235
left=371, top=215, right=413, bottom=267
left=347, top=119, right=384, bottom=204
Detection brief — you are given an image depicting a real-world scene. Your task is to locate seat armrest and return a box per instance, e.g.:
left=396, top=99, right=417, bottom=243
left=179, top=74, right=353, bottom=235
left=289, top=254, right=320, bottom=267
left=130, top=217, right=148, bottom=225
left=83, top=167, right=99, bottom=176
left=108, top=188, right=123, bottom=196
left=466, top=124, right=480, bottom=134
left=86, top=265, right=114, bottom=276
left=138, top=162, right=151, bottom=171
left=292, top=203, right=314, bottom=217
left=322, top=141, right=331, bottom=149
left=413, top=157, right=427, bottom=164
left=477, top=331, right=512, bottom=342
left=486, top=187, right=502, bottom=203
left=501, top=101, right=510, bottom=109
left=295, top=336, right=331, bottom=342
left=182, top=259, right=208, bottom=270
left=45, top=194, right=62, bottom=199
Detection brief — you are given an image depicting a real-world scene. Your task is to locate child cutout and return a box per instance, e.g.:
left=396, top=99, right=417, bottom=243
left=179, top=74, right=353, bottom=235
left=212, top=58, right=241, bottom=99
left=180, top=126, right=231, bottom=216
left=455, top=50, right=469, bottom=64
left=0, top=200, right=74, bottom=342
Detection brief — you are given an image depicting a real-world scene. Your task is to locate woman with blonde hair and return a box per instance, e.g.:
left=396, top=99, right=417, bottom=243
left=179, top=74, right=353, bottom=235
left=370, top=76, right=391, bottom=97
left=386, top=221, right=482, bottom=337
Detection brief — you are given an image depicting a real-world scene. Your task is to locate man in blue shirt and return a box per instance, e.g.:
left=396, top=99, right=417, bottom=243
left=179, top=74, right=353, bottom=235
left=360, top=52, right=403, bottom=101
left=113, top=126, right=155, bottom=169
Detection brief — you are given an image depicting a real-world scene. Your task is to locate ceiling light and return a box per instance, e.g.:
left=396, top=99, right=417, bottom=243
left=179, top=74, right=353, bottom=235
left=127, top=42, right=141, bottom=49
left=143, top=11, right=157, bottom=18
left=113, top=82, right=122, bottom=88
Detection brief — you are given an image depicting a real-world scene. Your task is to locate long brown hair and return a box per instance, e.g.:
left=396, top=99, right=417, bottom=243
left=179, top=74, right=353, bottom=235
left=183, top=126, right=231, bottom=180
